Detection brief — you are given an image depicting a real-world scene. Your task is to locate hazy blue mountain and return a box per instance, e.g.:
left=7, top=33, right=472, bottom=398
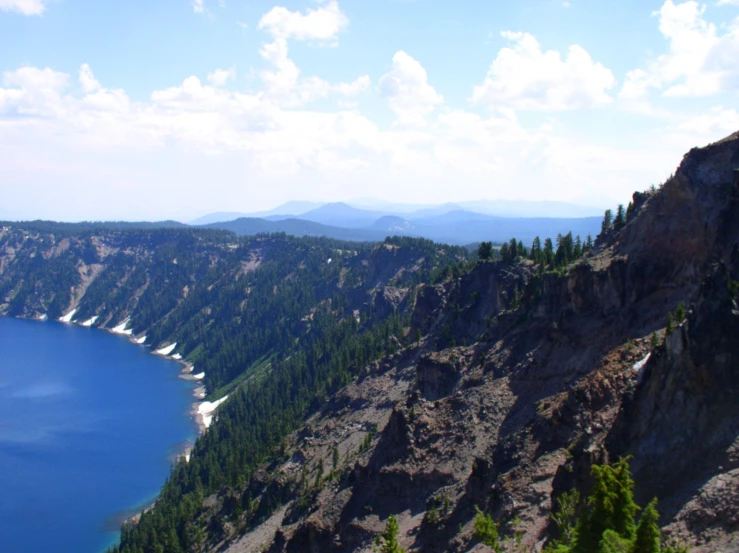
left=411, top=209, right=498, bottom=224
left=456, top=199, right=603, bottom=218
left=298, top=202, right=387, bottom=228
left=367, top=216, right=417, bottom=232
left=204, top=217, right=389, bottom=242
left=345, top=199, right=603, bottom=218
left=405, top=203, right=466, bottom=219
left=189, top=212, right=252, bottom=225
left=203, top=213, right=601, bottom=246
left=190, top=201, right=324, bottom=225
left=193, top=199, right=604, bottom=226
left=408, top=216, right=602, bottom=245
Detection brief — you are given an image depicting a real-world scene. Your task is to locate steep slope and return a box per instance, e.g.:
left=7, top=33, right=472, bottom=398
left=197, top=132, right=739, bottom=553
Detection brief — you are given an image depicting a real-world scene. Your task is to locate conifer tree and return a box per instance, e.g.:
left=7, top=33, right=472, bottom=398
left=531, top=236, right=542, bottom=263
left=478, top=241, right=494, bottom=261
left=500, top=242, right=511, bottom=263
left=544, top=238, right=555, bottom=266
left=626, top=201, right=635, bottom=221
left=375, top=515, right=406, bottom=553
left=633, top=499, right=661, bottom=553
left=600, top=209, right=613, bottom=237
left=573, top=459, right=638, bottom=553
left=473, top=506, right=502, bottom=552
left=614, top=204, right=626, bottom=230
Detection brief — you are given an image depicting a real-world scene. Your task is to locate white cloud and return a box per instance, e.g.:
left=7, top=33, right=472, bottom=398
left=2, top=55, right=734, bottom=219
left=378, top=51, right=443, bottom=125
left=207, top=67, right=236, bottom=87
left=716, top=0, right=739, bottom=5
left=193, top=0, right=225, bottom=14
left=472, top=31, right=615, bottom=110
left=673, top=106, right=739, bottom=135
left=258, top=0, right=347, bottom=43
left=254, top=2, right=364, bottom=107
left=79, top=64, right=101, bottom=93
left=620, top=0, right=739, bottom=98
left=0, top=0, right=45, bottom=16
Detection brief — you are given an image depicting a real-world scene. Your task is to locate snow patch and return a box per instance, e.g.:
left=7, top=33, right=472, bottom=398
left=198, top=395, right=229, bottom=429
left=111, top=319, right=133, bottom=335
left=192, top=372, right=205, bottom=380
left=58, top=309, right=77, bottom=323
left=135, top=335, right=147, bottom=344
left=81, top=315, right=99, bottom=327
left=38, top=313, right=48, bottom=321
left=155, top=343, right=177, bottom=356
left=632, top=353, right=651, bottom=373
left=171, top=353, right=182, bottom=360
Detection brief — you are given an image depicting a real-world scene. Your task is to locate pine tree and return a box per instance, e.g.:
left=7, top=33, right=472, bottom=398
left=473, top=506, right=501, bottom=552
left=633, top=499, right=661, bottom=553
left=478, top=241, right=494, bottom=261
left=500, top=242, right=511, bottom=263
left=599, top=529, right=632, bottom=553
left=332, top=445, right=340, bottom=471
left=614, top=204, right=626, bottom=230
left=600, top=209, right=613, bottom=238
left=573, top=459, right=638, bottom=553
left=544, top=238, right=555, bottom=266
left=626, top=201, right=635, bottom=221
left=665, top=312, right=674, bottom=336
left=374, top=515, right=406, bottom=553
left=674, top=302, right=686, bottom=323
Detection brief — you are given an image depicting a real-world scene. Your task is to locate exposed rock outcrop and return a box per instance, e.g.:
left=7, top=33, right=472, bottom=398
left=211, top=132, right=739, bottom=553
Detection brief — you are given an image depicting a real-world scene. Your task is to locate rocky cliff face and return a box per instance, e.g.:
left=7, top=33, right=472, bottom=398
left=203, top=132, right=739, bottom=553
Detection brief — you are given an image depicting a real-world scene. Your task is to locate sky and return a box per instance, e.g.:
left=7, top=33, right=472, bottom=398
left=0, top=0, right=738, bottom=221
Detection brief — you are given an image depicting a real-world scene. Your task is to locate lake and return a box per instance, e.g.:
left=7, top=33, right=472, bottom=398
left=0, top=317, right=197, bottom=553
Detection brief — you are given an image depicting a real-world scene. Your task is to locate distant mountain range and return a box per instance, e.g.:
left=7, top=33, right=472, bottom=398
left=190, top=199, right=603, bottom=225
left=2, top=199, right=605, bottom=246
left=198, top=201, right=603, bottom=245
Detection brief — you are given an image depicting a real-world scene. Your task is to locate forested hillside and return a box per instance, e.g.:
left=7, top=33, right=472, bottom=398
left=2, top=133, right=738, bottom=553
left=0, top=225, right=470, bottom=552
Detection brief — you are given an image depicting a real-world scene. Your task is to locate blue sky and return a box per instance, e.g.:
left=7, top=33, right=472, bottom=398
left=1, top=0, right=738, bottom=221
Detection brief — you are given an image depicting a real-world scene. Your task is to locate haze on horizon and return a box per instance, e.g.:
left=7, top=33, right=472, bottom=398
left=1, top=0, right=738, bottom=222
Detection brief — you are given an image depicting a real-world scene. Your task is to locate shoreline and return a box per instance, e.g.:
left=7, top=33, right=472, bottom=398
left=50, top=309, right=230, bottom=459
left=5, top=312, right=225, bottom=539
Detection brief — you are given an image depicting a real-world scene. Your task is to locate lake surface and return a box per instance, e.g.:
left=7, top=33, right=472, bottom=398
left=0, top=317, right=197, bottom=553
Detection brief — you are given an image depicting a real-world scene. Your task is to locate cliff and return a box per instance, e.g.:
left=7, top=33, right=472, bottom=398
left=197, top=132, right=739, bottom=553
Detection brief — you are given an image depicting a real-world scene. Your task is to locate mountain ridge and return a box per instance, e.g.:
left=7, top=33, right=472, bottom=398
left=1, top=132, right=738, bottom=553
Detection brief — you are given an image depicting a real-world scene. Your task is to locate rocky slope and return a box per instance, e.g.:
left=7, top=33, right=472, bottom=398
left=190, top=132, right=739, bottom=553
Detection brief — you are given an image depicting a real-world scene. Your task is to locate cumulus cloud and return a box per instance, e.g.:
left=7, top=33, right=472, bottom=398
left=0, top=0, right=45, bottom=15
left=79, top=64, right=102, bottom=93
left=472, top=32, right=615, bottom=110
left=3, top=3, right=733, bottom=220
left=258, top=0, right=347, bottom=43
left=254, top=2, right=366, bottom=107
left=207, top=67, right=236, bottom=87
left=378, top=51, right=443, bottom=125
left=620, top=0, right=739, bottom=98
left=0, top=61, right=589, bottom=216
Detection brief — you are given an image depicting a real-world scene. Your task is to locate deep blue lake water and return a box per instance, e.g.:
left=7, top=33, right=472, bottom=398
left=0, top=317, right=197, bottom=553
